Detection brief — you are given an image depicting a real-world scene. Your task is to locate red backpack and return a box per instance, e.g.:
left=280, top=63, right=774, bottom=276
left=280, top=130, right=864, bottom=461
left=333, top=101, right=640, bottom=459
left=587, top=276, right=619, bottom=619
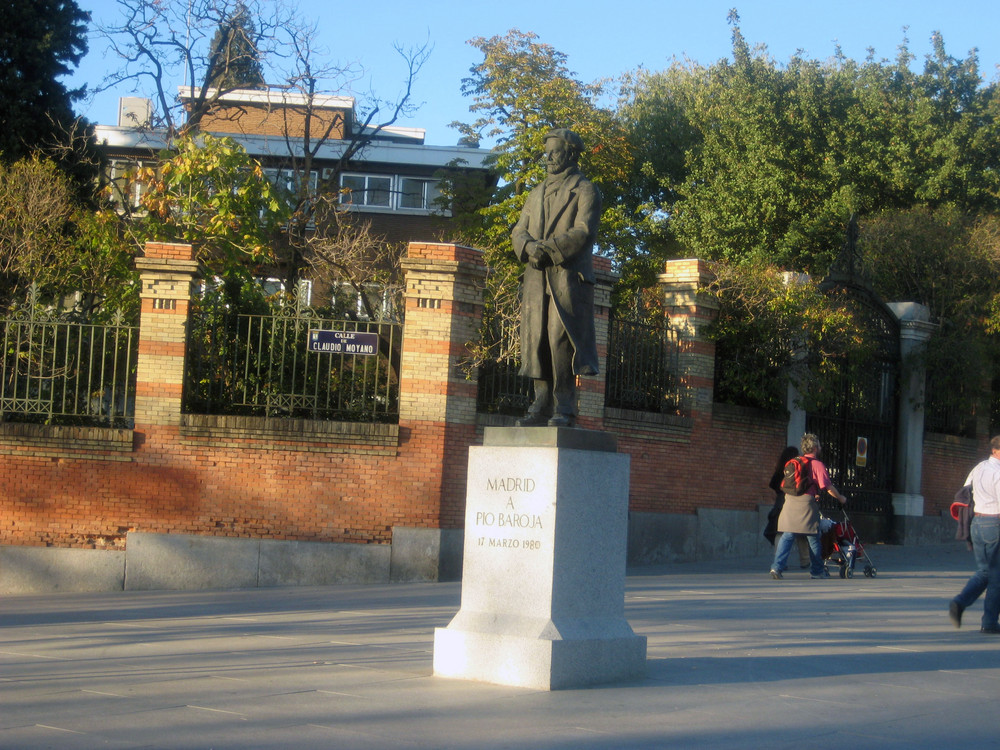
left=780, top=456, right=813, bottom=495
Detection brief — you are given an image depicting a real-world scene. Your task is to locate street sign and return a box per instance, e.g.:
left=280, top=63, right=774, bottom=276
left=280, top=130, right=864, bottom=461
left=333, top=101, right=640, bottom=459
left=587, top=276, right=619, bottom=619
left=308, top=330, right=379, bottom=355
left=856, top=436, right=868, bottom=467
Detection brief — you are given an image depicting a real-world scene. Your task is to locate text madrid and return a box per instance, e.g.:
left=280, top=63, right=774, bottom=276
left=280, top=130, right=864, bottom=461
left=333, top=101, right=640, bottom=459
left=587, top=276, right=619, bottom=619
left=486, top=477, right=536, bottom=492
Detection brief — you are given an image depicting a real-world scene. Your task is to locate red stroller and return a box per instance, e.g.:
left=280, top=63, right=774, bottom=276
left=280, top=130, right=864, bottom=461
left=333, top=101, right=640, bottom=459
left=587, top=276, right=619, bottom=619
left=823, top=509, right=878, bottom=578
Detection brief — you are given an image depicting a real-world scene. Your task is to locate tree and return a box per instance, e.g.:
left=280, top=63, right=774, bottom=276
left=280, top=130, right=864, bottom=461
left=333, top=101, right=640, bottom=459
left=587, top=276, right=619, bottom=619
left=207, top=2, right=265, bottom=90
left=707, top=258, right=867, bottom=412
left=0, top=0, right=99, bottom=198
left=135, top=133, right=286, bottom=291
left=64, top=208, right=138, bottom=317
left=451, top=30, right=631, bottom=256
left=97, top=0, right=433, bottom=298
left=305, top=216, right=403, bottom=322
left=0, top=157, right=76, bottom=305
left=622, top=14, right=1000, bottom=274
left=95, top=0, right=290, bottom=139
left=268, top=22, right=431, bottom=292
left=0, top=0, right=89, bottom=161
left=0, top=156, right=135, bottom=315
left=446, top=30, right=634, bottom=364
left=862, top=206, right=1000, bottom=433
left=616, top=64, right=699, bottom=277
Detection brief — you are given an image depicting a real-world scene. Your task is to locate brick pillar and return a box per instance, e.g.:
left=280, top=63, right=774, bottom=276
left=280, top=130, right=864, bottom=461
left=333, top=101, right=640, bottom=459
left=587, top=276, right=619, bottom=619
left=658, top=259, right=719, bottom=416
left=399, top=242, right=487, bottom=425
left=399, top=242, right=487, bottom=527
left=134, top=242, right=198, bottom=427
left=577, top=255, right=616, bottom=428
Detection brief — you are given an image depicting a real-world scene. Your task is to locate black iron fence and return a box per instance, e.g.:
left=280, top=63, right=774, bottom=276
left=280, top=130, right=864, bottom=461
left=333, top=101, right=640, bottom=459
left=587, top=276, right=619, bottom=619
left=1, top=289, right=138, bottom=427
left=476, top=358, right=533, bottom=416
left=605, top=315, right=682, bottom=414
left=475, top=304, right=682, bottom=417
left=184, top=291, right=401, bottom=422
left=475, top=304, right=532, bottom=416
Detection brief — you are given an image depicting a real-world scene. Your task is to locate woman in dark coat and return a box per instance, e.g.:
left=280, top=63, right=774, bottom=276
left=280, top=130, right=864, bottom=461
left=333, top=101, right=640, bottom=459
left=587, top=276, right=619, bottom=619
left=764, top=446, right=799, bottom=545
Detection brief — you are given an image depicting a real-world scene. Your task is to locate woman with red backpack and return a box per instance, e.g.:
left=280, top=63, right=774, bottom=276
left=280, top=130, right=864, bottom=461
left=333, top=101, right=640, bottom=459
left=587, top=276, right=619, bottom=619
left=769, top=433, right=847, bottom=580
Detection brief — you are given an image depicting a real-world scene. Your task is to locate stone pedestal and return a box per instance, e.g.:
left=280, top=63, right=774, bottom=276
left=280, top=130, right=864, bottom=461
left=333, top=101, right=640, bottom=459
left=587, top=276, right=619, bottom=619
left=433, top=427, right=646, bottom=690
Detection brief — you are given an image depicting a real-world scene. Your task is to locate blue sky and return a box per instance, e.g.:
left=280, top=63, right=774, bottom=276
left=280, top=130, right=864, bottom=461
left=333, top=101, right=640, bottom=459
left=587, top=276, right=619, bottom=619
left=70, top=0, right=1000, bottom=145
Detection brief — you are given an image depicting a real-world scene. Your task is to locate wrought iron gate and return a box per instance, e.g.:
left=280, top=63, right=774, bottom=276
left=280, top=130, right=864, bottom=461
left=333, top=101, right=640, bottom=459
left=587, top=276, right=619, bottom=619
left=806, top=283, right=900, bottom=540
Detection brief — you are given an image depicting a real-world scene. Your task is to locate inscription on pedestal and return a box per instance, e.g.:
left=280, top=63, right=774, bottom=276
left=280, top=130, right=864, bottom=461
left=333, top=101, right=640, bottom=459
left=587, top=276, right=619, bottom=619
left=474, top=475, right=546, bottom=551
left=433, top=431, right=645, bottom=690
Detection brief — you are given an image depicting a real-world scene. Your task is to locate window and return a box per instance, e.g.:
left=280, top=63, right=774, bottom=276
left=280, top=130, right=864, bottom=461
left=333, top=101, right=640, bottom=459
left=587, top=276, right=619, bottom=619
left=341, top=174, right=391, bottom=207
left=108, top=159, right=154, bottom=210
left=399, top=177, right=441, bottom=210
left=331, top=282, right=401, bottom=322
left=339, top=173, right=441, bottom=213
left=264, top=168, right=318, bottom=199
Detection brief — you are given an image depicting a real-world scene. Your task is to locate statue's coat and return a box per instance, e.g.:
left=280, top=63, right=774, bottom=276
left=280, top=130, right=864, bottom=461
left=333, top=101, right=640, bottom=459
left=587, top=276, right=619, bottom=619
left=511, top=168, right=601, bottom=379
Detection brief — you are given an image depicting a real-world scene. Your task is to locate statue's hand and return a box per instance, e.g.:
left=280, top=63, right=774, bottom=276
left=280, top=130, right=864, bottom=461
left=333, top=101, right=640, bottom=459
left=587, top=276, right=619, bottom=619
left=528, top=242, right=553, bottom=269
left=529, top=254, right=551, bottom=270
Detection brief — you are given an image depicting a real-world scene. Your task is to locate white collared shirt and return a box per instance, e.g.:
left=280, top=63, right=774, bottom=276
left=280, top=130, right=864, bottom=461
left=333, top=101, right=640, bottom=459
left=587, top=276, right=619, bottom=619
left=964, top=455, right=1000, bottom=515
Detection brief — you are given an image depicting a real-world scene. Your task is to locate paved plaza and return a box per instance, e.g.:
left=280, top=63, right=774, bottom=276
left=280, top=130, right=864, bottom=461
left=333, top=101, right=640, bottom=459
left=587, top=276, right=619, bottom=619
left=1, top=543, right=998, bottom=749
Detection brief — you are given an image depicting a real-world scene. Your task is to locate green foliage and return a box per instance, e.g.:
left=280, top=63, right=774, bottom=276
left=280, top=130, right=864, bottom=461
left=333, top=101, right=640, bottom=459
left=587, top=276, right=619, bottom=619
left=623, top=19, right=1000, bottom=275
left=0, top=156, right=75, bottom=294
left=446, top=29, right=637, bottom=364
left=136, top=134, right=288, bottom=285
left=449, top=30, right=633, bottom=259
left=0, top=0, right=89, bottom=162
left=707, top=260, right=866, bottom=411
left=862, top=206, right=1000, bottom=325
left=207, top=2, right=265, bottom=90
left=614, top=17, right=1000, bottom=414
left=67, top=209, right=139, bottom=319
left=0, top=156, right=135, bottom=316
left=862, top=207, right=1000, bottom=433
left=615, top=66, right=698, bottom=285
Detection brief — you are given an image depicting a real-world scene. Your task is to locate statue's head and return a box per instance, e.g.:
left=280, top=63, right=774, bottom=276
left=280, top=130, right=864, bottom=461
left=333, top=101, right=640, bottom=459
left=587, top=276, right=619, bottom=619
left=543, top=128, right=584, bottom=175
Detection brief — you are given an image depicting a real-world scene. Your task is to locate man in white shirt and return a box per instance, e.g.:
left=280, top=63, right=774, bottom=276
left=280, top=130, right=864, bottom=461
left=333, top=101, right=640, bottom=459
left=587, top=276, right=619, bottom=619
left=949, top=436, right=1000, bottom=633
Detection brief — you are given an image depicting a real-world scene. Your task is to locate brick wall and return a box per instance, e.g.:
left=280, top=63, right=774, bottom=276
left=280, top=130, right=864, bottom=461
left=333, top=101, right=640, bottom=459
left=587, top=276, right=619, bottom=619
left=922, top=433, right=985, bottom=517
left=0, top=245, right=977, bottom=556
left=199, top=104, right=347, bottom=140
left=607, top=402, right=787, bottom=517
left=0, top=422, right=426, bottom=548
left=0, top=242, right=484, bottom=551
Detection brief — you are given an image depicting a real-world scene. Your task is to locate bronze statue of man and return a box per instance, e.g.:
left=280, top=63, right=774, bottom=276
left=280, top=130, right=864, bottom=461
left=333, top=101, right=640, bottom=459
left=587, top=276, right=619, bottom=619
left=512, top=128, right=601, bottom=428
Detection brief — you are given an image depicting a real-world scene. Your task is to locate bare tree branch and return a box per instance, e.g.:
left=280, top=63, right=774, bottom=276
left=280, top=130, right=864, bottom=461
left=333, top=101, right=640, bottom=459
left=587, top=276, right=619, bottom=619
left=94, top=0, right=292, bottom=139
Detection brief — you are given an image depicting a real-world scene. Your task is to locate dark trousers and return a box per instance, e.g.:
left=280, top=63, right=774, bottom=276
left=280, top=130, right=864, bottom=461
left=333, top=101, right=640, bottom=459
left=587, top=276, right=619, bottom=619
left=954, top=516, right=1000, bottom=629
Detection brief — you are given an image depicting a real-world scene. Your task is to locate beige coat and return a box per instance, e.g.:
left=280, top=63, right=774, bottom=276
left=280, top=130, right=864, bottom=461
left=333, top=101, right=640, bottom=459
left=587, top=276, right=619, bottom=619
left=776, top=493, right=820, bottom=535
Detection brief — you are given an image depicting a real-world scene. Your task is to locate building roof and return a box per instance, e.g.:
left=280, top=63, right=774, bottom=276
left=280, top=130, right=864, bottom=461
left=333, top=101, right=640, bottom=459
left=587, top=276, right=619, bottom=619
left=98, top=87, right=491, bottom=172
left=178, top=85, right=356, bottom=111
left=94, top=125, right=490, bottom=171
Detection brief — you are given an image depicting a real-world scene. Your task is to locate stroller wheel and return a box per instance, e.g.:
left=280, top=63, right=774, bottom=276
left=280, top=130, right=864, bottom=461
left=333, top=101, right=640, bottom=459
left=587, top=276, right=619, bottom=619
left=864, top=565, right=876, bottom=578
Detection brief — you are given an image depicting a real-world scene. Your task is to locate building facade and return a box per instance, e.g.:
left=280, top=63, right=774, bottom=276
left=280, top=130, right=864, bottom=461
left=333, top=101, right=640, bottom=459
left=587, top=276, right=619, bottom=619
left=97, top=87, right=494, bottom=305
